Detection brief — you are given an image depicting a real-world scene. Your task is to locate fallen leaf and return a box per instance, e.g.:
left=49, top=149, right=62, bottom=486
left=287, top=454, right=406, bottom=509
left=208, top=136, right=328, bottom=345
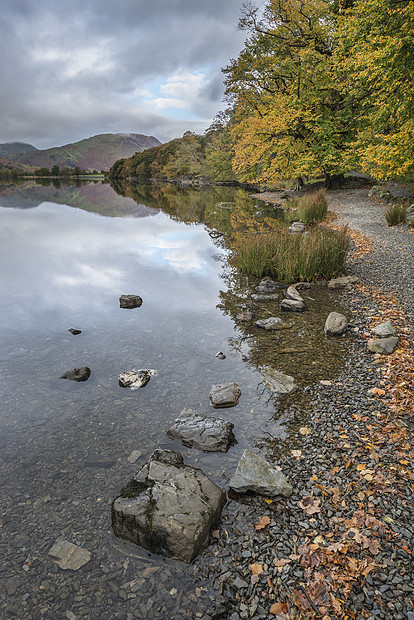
left=250, top=563, right=263, bottom=576
left=401, top=545, right=411, bottom=554
left=274, top=558, right=291, bottom=568
left=291, top=449, right=302, bottom=458
left=299, top=426, right=311, bottom=436
left=320, top=380, right=332, bottom=386
left=369, top=387, right=386, bottom=396
left=255, top=516, right=271, bottom=530
left=270, top=602, right=288, bottom=614
left=299, top=496, right=321, bottom=515
left=356, top=464, right=366, bottom=471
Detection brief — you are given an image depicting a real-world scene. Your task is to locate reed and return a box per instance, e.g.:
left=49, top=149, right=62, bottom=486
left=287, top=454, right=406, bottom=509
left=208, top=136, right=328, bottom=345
left=385, top=203, right=407, bottom=226
left=286, top=189, right=328, bottom=225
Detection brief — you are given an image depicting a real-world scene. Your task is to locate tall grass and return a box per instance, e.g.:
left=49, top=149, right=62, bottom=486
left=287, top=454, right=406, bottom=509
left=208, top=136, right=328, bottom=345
left=286, top=189, right=328, bottom=225
left=385, top=203, right=407, bottom=226
left=234, top=226, right=350, bottom=281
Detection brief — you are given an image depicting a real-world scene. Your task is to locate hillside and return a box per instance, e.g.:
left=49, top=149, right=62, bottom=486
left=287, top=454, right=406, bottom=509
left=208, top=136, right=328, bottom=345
left=0, top=142, right=38, bottom=157
left=10, top=133, right=162, bottom=172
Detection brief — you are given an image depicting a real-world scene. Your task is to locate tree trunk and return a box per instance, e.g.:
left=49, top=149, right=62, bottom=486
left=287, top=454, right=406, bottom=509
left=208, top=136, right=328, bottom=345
left=325, top=173, right=345, bottom=189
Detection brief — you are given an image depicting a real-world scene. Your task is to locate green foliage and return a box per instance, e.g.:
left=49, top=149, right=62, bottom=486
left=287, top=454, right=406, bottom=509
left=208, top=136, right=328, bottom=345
left=385, top=203, right=407, bottom=226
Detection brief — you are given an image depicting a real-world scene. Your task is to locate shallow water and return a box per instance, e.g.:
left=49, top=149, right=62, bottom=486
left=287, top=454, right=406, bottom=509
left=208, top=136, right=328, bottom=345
left=0, top=179, right=349, bottom=618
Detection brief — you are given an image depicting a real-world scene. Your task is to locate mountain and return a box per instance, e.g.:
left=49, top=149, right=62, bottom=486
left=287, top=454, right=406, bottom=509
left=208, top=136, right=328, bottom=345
left=10, top=133, right=162, bottom=172
left=0, top=142, right=38, bottom=157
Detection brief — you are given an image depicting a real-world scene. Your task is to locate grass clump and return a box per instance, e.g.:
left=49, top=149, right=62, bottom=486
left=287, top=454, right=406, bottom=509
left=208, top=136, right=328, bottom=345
left=234, top=225, right=350, bottom=281
left=385, top=203, right=407, bottom=226
left=286, top=189, right=328, bottom=225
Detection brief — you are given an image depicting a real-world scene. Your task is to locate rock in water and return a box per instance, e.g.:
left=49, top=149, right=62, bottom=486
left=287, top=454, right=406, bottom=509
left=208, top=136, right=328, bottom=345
left=373, top=321, right=397, bottom=338
left=119, top=294, right=143, bottom=309
left=68, top=328, right=82, bottom=335
left=118, top=369, right=157, bottom=389
left=209, top=382, right=241, bottom=408
left=229, top=450, right=293, bottom=497
left=60, top=367, right=91, bottom=382
left=324, top=312, right=348, bottom=336
left=261, top=366, right=296, bottom=393
left=48, top=540, right=91, bottom=570
left=368, top=337, right=399, bottom=355
left=280, top=299, right=306, bottom=312
left=256, top=277, right=284, bottom=293
left=254, top=317, right=289, bottom=330
left=167, top=410, right=235, bottom=452
left=111, top=449, right=225, bottom=563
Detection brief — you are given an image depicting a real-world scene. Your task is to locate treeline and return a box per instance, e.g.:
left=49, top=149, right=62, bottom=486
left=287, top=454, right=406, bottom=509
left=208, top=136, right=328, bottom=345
left=0, top=164, right=106, bottom=180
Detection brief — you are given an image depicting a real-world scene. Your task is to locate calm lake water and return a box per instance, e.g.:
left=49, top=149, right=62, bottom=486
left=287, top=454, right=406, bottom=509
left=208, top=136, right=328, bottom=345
left=0, top=180, right=348, bottom=618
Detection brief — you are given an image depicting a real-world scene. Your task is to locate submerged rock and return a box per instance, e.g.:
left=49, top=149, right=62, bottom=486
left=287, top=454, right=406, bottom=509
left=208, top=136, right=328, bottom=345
left=60, top=366, right=91, bottom=382
left=261, top=366, right=296, bottom=393
left=254, top=317, right=289, bottom=330
left=280, top=299, right=306, bottom=312
left=237, top=311, right=254, bottom=321
left=286, top=284, right=305, bottom=304
left=324, top=312, right=348, bottom=336
left=118, top=369, right=157, bottom=389
left=373, top=321, right=397, bottom=338
left=209, top=382, right=241, bottom=408
left=368, top=337, right=399, bottom=355
left=256, top=277, right=284, bottom=293
left=215, top=351, right=226, bottom=360
left=112, top=449, right=225, bottom=563
left=119, top=294, right=143, bottom=309
left=252, top=294, right=279, bottom=301
left=229, top=449, right=293, bottom=497
left=48, top=540, right=91, bottom=570
left=68, top=328, right=82, bottom=335
left=167, top=409, right=235, bottom=452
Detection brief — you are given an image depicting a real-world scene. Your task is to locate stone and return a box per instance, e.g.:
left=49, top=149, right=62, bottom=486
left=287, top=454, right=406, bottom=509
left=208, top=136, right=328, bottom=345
left=261, top=366, right=296, bottom=393
left=254, top=317, right=289, bottom=330
left=119, top=294, right=143, bottom=309
left=215, top=351, right=226, bottom=359
left=324, top=312, right=348, bottom=336
left=48, top=540, right=91, bottom=570
left=368, top=337, right=399, bottom=355
left=112, top=449, right=225, bottom=563
left=288, top=221, right=305, bottom=234
left=229, top=449, right=293, bottom=497
left=167, top=410, right=235, bottom=452
left=84, top=455, right=115, bottom=468
left=280, top=299, right=306, bottom=312
left=59, top=366, right=91, bottom=382
left=118, top=369, right=157, bottom=389
left=255, top=277, right=284, bottom=293
left=127, top=450, right=143, bottom=464
left=286, top=285, right=305, bottom=304
left=209, top=382, right=241, bottom=408
left=237, top=311, right=253, bottom=321
left=252, top=294, right=279, bottom=301
left=373, top=321, right=397, bottom=338
left=327, top=275, right=359, bottom=290
left=68, top=328, right=81, bottom=335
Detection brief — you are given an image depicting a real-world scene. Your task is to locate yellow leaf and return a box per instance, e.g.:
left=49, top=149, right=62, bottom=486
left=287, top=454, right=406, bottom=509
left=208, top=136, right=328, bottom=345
left=356, top=463, right=367, bottom=471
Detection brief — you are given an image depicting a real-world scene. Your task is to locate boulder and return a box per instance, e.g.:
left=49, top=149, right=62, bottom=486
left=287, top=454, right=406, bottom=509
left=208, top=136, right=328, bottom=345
left=280, top=299, right=306, bottom=312
left=368, top=337, right=399, bottom=355
left=327, top=276, right=359, bottom=290
left=229, top=449, right=293, bottom=497
left=118, top=369, right=157, bottom=389
left=324, top=312, right=348, bottom=336
left=119, top=294, right=143, bottom=309
left=373, top=321, right=397, bottom=338
left=261, top=366, right=296, bottom=393
left=60, top=366, right=91, bottom=382
left=286, top=285, right=305, bottom=304
left=254, top=317, right=289, bottom=330
left=167, top=410, right=235, bottom=452
left=111, top=449, right=225, bottom=563
left=209, top=382, right=241, bottom=408
left=256, top=277, right=284, bottom=293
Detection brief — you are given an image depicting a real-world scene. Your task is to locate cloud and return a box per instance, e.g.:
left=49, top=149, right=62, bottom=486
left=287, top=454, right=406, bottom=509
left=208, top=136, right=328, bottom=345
left=0, top=0, right=246, bottom=148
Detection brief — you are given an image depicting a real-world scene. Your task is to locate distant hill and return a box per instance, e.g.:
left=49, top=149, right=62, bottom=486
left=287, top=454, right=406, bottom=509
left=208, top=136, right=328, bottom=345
left=10, top=133, right=162, bottom=172
left=0, top=142, right=38, bottom=157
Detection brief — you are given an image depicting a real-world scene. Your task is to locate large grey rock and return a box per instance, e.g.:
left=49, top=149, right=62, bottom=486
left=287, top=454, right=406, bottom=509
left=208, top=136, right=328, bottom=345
left=48, top=540, right=91, bottom=570
left=209, top=382, right=241, bottom=408
left=167, top=409, right=235, bottom=452
left=119, top=294, right=143, bottom=308
left=112, top=449, right=225, bottom=563
left=280, top=298, right=306, bottom=312
left=254, top=317, right=289, bottom=330
left=288, top=221, right=305, bottom=234
left=368, top=337, right=399, bottom=355
left=286, top=285, right=305, bottom=304
left=324, top=312, right=348, bottom=336
left=327, top=276, right=359, bottom=290
left=59, top=366, right=91, bottom=382
left=118, top=369, right=157, bottom=389
left=373, top=321, right=397, bottom=338
left=261, top=366, right=296, bottom=393
left=229, top=450, right=293, bottom=497
left=256, top=277, right=284, bottom=293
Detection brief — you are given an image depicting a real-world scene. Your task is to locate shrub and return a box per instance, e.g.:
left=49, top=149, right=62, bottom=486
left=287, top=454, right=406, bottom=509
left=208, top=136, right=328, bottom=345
left=286, top=189, right=328, bottom=225
left=234, top=225, right=350, bottom=281
left=385, top=203, right=407, bottom=226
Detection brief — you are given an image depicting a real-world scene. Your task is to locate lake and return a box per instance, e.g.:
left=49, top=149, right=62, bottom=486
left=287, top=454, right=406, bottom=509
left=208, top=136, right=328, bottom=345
left=0, top=179, right=347, bottom=618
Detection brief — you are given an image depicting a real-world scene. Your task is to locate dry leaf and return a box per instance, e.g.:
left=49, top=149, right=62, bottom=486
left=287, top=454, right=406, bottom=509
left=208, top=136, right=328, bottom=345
left=299, top=496, right=321, bottom=515
left=255, top=515, right=271, bottom=530
left=291, top=449, right=302, bottom=458
left=299, top=426, right=311, bottom=436
left=250, top=563, right=263, bottom=576
left=270, top=602, right=288, bottom=614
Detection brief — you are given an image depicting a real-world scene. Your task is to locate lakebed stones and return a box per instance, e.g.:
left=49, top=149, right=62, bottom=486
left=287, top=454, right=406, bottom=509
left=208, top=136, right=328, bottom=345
left=209, top=382, right=241, bottom=408
left=255, top=277, right=284, bottom=293
left=327, top=275, right=359, bottom=290
left=261, top=366, right=296, bottom=393
left=324, top=312, right=348, bottom=336
left=254, top=317, right=290, bottom=330
left=373, top=320, right=397, bottom=338
left=118, top=369, right=157, bottom=389
left=112, top=449, right=225, bottom=563
left=229, top=449, right=293, bottom=498
left=48, top=540, right=91, bottom=570
left=280, top=284, right=306, bottom=312
left=368, top=336, right=399, bottom=355
left=167, top=410, right=235, bottom=452
left=59, top=366, right=91, bottom=382
left=119, top=294, right=143, bottom=309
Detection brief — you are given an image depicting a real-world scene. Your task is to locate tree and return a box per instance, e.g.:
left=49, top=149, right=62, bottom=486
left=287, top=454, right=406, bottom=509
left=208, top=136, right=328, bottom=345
left=51, top=164, right=60, bottom=176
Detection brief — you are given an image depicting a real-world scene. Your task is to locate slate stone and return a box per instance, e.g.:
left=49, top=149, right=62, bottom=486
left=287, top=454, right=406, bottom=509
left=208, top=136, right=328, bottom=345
left=84, top=455, right=115, bottom=468
left=112, top=449, right=225, bottom=563
left=209, top=382, right=241, bottom=408
left=255, top=277, right=284, bottom=293
left=229, top=449, right=293, bottom=497
left=254, top=317, right=289, bottom=330
left=327, top=275, right=359, bottom=289
left=48, top=540, right=91, bottom=570
left=59, top=366, right=91, bottom=382
left=368, top=337, right=399, bottom=355
left=68, top=328, right=82, bottom=335
left=261, top=366, right=296, bottom=393
left=119, top=294, right=143, bottom=309
left=167, top=410, right=235, bottom=452
left=118, top=369, right=157, bottom=389
left=280, top=299, right=306, bottom=312
left=373, top=321, right=397, bottom=338
left=286, top=285, right=305, bottom=303
left=324, top=311, right=348, bottom=336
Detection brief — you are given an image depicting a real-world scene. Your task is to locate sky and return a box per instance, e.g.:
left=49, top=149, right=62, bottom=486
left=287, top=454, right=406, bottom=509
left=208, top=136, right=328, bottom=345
left=0, top=0, right=248, bottom=150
